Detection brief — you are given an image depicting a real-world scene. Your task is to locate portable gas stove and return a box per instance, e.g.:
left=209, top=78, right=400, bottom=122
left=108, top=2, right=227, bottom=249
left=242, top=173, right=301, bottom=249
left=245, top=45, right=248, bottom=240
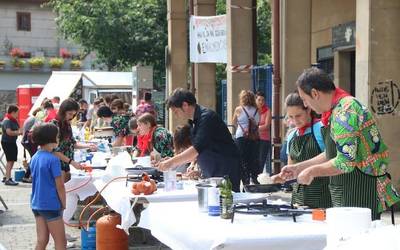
left=231, top=199, right=312, bottom=223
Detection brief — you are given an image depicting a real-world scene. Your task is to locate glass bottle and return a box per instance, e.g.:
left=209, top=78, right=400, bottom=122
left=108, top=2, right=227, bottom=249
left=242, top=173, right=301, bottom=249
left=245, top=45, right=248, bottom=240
left=219, top=175, right=233, bottom=219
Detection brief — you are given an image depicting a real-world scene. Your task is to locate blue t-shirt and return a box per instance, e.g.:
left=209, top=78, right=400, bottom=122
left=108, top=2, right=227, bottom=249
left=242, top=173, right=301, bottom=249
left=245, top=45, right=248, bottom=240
left=286, top=121, right=325, bottom=154
left=30, top=150, right=62, bottom=210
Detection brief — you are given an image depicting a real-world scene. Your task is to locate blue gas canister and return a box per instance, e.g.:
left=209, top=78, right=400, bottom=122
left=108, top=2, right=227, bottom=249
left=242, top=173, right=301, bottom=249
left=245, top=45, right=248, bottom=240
left=14, top=169, right=25, bottom=182
left=81, top=226, right=96, bottom=250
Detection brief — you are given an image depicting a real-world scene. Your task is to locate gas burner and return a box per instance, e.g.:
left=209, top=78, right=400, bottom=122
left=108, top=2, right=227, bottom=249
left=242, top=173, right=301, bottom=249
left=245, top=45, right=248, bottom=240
left=231, top=200, right=311, bottom=223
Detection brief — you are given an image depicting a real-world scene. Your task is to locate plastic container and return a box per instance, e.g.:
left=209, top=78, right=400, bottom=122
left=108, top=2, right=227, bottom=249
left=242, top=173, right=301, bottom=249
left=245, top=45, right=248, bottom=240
left=14, top=169, right=25, bottom=182
left=81, top=226, right=96, bottom=250
left=207, top=185, right=220, bottom=216
left=196, top=183, right=211, bottom=212
left=164, top=170, right=177, bottom=192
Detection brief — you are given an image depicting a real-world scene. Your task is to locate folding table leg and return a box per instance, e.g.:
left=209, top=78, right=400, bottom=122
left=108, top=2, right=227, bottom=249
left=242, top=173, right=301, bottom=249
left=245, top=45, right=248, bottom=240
left=0, top=195, right=8, bottom=210
left=0, top=152, right=6, bottom=175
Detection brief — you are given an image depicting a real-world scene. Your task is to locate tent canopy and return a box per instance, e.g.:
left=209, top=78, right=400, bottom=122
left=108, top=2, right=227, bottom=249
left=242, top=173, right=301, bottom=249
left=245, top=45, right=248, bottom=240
left=30, top=71, right=132, bottom=115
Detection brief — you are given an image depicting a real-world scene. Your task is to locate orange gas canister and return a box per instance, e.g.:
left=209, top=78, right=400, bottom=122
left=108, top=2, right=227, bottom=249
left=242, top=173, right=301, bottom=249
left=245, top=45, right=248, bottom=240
left=96, top=212, right=128, bottom=250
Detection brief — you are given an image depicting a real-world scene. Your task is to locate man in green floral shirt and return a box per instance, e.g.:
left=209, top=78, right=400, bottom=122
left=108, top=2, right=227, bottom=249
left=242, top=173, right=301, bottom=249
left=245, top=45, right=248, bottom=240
left=280, top=67, right=400, bottom=220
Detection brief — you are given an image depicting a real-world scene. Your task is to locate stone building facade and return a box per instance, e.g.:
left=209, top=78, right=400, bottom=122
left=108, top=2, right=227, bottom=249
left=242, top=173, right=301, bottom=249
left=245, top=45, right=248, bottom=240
left=0, top=0, right=93, bottom=116
left=278, top=0, right=400, bottom=190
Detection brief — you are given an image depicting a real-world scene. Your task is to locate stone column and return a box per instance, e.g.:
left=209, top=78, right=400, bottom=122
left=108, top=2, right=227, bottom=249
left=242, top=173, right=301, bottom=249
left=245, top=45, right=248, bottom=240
left=194, top=0, right=217, bottom=110
left=356, top=0, right=400, bottom=189
left=281, top=0, right=311, bottom=101
left=167, top=0, right=188, bottom=130
left=226, top=0, right=253, bottom=125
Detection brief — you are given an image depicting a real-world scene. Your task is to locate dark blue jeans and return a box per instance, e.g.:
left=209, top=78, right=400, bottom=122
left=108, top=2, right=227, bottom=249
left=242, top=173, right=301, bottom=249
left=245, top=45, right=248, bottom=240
left=235, top=137, right=259, bottom=185
left=258, top=140, right=272, bottom=175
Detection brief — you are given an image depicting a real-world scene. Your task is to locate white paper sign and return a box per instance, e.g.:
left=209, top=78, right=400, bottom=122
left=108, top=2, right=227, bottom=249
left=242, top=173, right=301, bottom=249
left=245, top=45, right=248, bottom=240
left=190, top=15, right=227, bottom=63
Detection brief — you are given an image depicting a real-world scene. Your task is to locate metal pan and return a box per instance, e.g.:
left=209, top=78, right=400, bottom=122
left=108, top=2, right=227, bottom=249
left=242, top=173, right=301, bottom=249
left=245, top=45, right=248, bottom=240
left=125, top=167, right=163, bottom=181
left=244, top=184, right=283, bottom=193
left=244, top=179, right=297, bottom=193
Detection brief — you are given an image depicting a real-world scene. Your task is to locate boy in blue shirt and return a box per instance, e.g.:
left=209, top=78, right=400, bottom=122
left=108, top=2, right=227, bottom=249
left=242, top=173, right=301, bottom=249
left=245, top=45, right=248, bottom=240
left=30, top=123, right=66, bottom=250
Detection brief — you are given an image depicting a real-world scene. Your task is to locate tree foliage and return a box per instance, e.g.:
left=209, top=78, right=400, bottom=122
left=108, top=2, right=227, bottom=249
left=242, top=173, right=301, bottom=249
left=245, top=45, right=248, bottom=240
left=47, top=0, right=167, bottom=88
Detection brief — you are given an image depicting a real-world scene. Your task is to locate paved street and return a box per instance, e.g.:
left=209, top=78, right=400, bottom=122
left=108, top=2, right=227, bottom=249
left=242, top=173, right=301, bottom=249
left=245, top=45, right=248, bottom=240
left=0, top=143, right=399, bottom=249
left=0, top=175, right=170, bottom=250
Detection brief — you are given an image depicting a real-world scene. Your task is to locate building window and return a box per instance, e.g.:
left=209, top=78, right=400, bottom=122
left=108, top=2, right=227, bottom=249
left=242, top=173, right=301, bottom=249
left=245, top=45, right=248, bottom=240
left=17, top=12, right=31, bottom=31
left=317, top=46, right=334, bottom=80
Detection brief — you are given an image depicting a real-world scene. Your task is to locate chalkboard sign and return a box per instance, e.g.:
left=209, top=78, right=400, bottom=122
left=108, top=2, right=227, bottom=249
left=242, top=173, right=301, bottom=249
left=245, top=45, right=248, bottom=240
left=332, top=21, right=355, bottom=49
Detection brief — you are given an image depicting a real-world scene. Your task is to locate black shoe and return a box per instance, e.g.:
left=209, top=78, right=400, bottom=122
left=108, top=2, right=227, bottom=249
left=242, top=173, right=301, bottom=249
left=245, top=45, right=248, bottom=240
left=1, top=177, right=6, bottom=183
left=22, top=177, right=32, bottom=183
left=252, top=178, right=260, bottom=185
left=5, top=178, right=19, bottom=186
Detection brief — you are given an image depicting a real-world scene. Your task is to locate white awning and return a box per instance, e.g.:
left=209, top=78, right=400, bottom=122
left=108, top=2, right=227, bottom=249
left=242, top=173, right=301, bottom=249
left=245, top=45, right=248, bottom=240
left=82, top=72, right=132, bottom=88
left=29, top=71, right=82, bottom=115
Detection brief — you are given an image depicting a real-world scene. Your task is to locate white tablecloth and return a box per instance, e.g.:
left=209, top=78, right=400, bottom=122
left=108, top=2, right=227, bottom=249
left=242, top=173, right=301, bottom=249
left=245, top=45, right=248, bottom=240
left=64, top=170, right=198, bottom=233
left=64, top=170, right=135, bottom=233
left=139, top=201, right=328, bottom=250
left=64, top=172, right=100, bottom=223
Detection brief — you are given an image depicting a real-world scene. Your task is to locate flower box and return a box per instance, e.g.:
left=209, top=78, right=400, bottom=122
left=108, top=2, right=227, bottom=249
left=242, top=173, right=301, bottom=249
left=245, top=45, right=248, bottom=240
left=49, top=57, right=64, bottom=70
left=28, top=57, right=45, bottom=70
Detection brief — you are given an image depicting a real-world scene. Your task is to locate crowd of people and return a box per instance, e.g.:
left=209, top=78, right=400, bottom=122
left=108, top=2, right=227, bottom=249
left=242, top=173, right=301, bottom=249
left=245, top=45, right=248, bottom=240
left=1, top=67, right=400, bottom=249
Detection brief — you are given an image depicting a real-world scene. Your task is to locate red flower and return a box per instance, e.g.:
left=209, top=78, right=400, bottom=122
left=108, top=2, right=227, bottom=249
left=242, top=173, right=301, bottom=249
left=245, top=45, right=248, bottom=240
left=59, top=48, right=71, bottom=59
left=10, top=48, right=24, bottom=58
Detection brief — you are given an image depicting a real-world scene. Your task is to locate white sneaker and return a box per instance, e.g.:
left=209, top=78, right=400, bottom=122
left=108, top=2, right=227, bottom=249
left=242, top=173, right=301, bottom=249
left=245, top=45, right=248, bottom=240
left=66, top=241, right=76, bottom=249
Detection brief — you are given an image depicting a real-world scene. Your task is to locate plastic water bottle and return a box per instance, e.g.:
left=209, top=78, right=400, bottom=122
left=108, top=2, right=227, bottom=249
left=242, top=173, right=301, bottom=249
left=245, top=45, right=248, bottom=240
left=164, top=170, right=177, bottom=192
left=74, top=150, right=82, bottom=163
left=208, top=185, right=220, bottom=216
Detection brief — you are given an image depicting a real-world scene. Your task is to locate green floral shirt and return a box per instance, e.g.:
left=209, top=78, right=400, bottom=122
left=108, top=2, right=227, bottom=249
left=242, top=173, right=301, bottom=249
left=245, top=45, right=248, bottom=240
left=51, top=119, right=76, bottom=171
left=330, top=96, right=400, bottom=211
left=111, top=114, right=130, bottom=137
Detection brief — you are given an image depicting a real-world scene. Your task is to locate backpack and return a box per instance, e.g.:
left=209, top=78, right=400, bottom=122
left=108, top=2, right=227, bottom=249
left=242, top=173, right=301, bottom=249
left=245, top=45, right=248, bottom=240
left=239, top=106, right=259, bottom=140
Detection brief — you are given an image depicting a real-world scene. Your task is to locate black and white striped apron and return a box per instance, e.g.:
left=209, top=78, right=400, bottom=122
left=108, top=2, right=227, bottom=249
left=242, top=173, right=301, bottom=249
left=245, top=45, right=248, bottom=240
left=322, top=127, right=380, bottom=220
left=289, top=126, right=331, bottom=208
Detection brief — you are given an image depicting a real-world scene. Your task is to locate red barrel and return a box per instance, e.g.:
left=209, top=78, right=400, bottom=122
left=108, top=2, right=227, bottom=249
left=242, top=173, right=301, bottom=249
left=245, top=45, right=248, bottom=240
left=16, top=84, right=44, bottom=126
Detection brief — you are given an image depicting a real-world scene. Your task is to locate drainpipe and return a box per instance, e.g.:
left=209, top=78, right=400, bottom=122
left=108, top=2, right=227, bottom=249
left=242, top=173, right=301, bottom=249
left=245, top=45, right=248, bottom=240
left=252, top=0, right=257, bottom=66
left=189, top=0, right=196, bottom=94
left=272, top=0, right=281, bottom=174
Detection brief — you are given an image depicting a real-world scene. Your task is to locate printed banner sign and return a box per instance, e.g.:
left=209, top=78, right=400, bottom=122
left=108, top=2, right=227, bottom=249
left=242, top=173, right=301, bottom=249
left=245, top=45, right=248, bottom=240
left=190, top=15, right=227, bottom=63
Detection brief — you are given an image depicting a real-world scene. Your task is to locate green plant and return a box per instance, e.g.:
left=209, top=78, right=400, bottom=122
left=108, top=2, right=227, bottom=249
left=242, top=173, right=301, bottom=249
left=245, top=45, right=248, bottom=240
left=70, top=59, right=82, bottom=68
left=28, top=57, right=45, bottom=67
left=11, top=58, right=26, bottom=67
left=49, top=57, right=64, bottom=68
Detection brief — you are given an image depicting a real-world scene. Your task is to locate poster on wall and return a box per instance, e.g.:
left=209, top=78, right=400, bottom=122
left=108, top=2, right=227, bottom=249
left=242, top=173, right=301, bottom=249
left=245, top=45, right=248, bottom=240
left=189, top=15, right=227, bottom=63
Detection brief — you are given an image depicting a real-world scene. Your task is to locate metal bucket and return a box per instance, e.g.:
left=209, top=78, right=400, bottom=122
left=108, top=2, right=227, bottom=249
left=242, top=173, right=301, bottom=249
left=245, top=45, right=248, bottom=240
left=196, top=184, right=212, bottom=212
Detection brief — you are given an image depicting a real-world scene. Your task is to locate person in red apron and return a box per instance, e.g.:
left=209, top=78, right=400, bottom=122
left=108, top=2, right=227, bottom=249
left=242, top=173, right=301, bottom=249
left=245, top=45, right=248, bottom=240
left=279, top=67, right=400, bottom=219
